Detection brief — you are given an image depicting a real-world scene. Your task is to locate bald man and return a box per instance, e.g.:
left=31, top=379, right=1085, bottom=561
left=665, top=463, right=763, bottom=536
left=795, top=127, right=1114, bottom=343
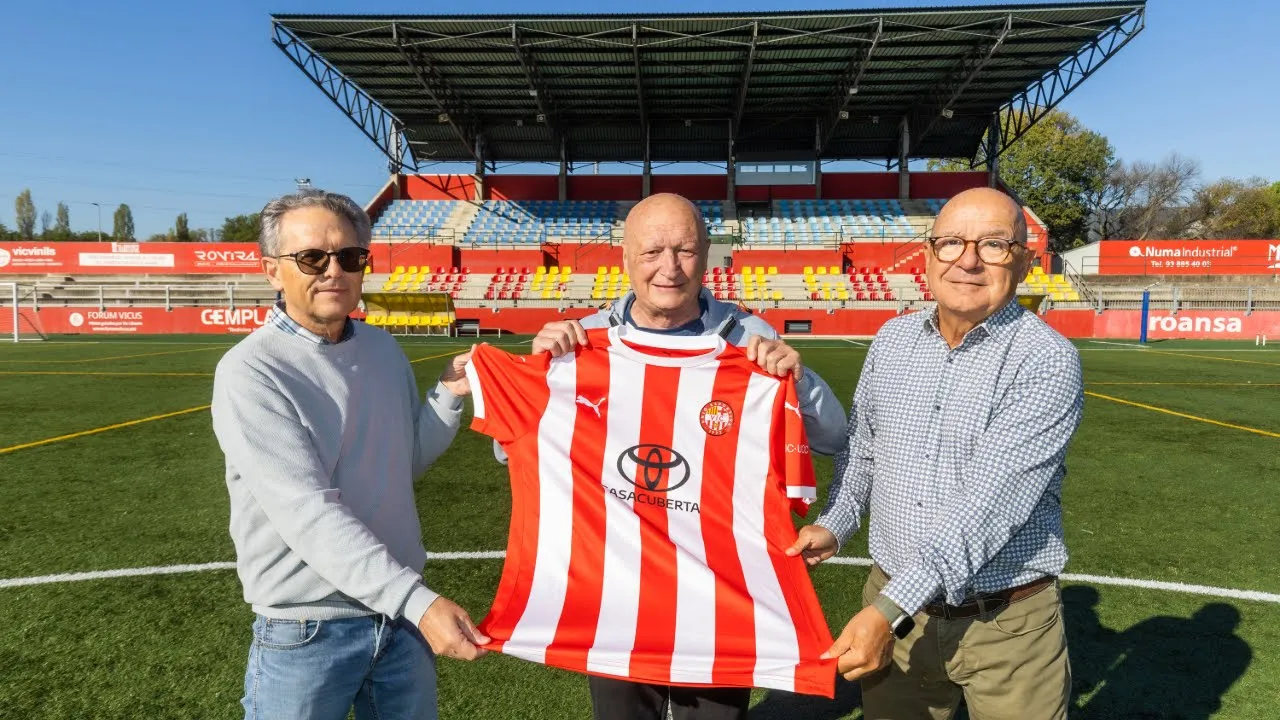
left=787, top=188, right=1084, bottom=720
left=526, top=193, right=846, bottom=720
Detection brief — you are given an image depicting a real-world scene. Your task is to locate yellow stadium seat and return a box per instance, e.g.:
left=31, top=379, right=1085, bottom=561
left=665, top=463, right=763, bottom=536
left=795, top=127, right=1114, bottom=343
left=821, top=289, right=831, bottom=300
left=542, top=289, right=552, bottom=299
left=561, top=266, right=572, bottom=275
left=741, top=267, right=753, bottom=277
left=393, top=265, right=406, bottom=275
left=754, top=266, right=764, bottom=276
left=803, top=266, right=814, bottom=276
left=816, top=266, right=827, bottom=275
left=772, top=290, right=783, bottom=301
left=534, top=266, right=546, bottom=276
left=382, top=281, right=395, bottom=291
left=592, top=289, right=604, bottom=300
left=745, top=291, right=757, bottom=301
left=767, top=266, right=778, bottom=275
left=406, top=266, right=418, bottom=275
left=1067, top=291, right=1080, bottom=301
left=610, top=266, right=621, bottom=275
left=1032, top=266, right=1046, bottom=276
left=1051, top=292, right=1065, bottom=301
left=606, top=289, right=618, bottom=300
left=597, top=265, right=608, bottom=275
left=555, top=290, right=564, bottom=300
left=837, top=289, right=850, bottom=301
left=364, top=265, right=372, bottom=274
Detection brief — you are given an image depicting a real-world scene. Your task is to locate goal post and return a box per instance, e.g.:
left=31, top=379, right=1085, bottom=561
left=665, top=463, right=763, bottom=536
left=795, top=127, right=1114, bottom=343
left=2, top=282, right=46, bottom=342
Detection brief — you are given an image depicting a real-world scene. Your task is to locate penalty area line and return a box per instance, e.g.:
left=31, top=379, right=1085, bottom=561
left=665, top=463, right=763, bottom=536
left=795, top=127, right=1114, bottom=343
left=4, top=552, right=1280, bottom=604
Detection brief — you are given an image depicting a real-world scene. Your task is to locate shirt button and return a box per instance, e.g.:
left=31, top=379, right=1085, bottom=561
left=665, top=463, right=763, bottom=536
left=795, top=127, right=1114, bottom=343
left=946, top=356, right=954, bottom=363
left=934, top=404, right=942, bottom=411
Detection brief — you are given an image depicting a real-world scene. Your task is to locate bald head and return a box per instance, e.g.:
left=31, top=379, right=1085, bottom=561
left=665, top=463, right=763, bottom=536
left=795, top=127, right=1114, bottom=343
left=623, top=193, right=708, bottom=248
left=936, top=187, right=1027, bottom=244
left=620, top=193, right=708, bottom=329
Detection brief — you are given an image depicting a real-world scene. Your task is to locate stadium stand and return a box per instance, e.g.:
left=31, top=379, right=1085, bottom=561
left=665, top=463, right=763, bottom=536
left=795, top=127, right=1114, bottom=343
left=371, top=199, right=468, bottom=240
left=463, top=201, right=619, bottom=245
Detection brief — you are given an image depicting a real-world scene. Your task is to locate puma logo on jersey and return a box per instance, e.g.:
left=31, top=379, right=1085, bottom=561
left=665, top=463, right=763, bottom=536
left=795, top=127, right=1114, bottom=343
left=784, top=401, right=803, bottom=420
left=576, top=395, right=606, bottom=417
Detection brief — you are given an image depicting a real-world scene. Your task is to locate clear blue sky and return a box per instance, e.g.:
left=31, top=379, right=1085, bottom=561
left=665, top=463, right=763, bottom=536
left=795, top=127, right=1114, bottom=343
left=1, top=0, right=1276, bottom=238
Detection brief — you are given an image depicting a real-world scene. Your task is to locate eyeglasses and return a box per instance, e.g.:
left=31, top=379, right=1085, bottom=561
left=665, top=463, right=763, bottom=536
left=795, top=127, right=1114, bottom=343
left=270, top=247, right=371, bottom=275
left=928, top=236, right=1024, bottom=264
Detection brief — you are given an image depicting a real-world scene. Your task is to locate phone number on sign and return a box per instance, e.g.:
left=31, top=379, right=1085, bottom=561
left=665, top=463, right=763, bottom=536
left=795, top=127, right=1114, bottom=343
left=1149, top=260, right=1212, bottom=269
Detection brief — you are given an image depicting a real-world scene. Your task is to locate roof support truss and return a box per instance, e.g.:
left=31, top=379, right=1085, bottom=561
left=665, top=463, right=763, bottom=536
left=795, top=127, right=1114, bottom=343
left=913, top=14, right=1013, bottom=150
left=991, top=5, right=1145, bottom=161
left=633, top=24, right=647, bottom=143
left=730, top=22, right=759, bottom=142
left=271, top=22, right=417, bottom=172
left=512, top=25, right=561, bottom=141
left=818, top=17, right=883, bottom=154
left=393, top=24, right=481, bottom=165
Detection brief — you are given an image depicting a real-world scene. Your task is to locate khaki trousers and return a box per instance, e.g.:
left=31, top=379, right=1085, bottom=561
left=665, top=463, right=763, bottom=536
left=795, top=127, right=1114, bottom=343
left=861, top=565, right=1071, bottom=720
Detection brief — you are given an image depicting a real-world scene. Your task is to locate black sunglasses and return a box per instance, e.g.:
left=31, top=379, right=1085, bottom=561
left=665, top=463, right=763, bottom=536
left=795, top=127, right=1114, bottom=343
left=271, top=247, right=371, bottom=275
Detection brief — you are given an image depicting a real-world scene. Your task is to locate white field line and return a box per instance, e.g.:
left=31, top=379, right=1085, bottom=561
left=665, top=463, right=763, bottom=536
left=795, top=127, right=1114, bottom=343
left=1079, top=348, right=1277, bottom=353
left=842, top=339, right=868, bottom=347
left=3, top=552, right=1279, bottom=604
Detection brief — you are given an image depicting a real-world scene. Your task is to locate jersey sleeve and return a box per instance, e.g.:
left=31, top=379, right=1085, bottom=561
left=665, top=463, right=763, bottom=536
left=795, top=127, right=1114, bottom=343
left=780, top=377, right=818, bottom=517
left=463, top=343, right=550, bottom=444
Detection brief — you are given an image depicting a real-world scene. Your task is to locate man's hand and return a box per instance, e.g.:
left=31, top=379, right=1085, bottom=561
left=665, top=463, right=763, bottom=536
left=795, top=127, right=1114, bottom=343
left=785, top=525, right=839, bottom=567
left=438, top=347, right=474, bottom=397
left=822, top=606, right=895, bottom=681
left=746, top=335, right=804, bottom=380
left=532, top=320, right=588, bottom=357
left=417, top=596, right=490, bottom=661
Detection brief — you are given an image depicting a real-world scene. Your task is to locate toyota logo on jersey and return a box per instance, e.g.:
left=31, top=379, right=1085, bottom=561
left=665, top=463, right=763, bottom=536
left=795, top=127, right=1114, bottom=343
left=618, top=444, right=690, bottom=493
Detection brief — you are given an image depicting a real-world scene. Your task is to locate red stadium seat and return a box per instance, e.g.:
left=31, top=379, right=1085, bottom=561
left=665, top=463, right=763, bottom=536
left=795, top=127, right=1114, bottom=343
left=461, top=266, right=471, bottom=274
left=451, top=267, right=460, bottom=274
left=714, top=291, right=725, bottom=300
left=884, top=291, right=895, bottom=300
left=811, top=292, right=821, bottom=301
left=485, top=290, right=494, bottom=300
left=870, top=292, right=881, bottom=301
left=498, top=291, right=509, bottom=300
left=856, top=292, right=867, bottom=301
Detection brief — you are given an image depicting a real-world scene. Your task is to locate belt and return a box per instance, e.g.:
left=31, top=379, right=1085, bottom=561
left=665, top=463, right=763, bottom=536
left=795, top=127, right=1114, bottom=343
left=921, top=575, right=1055, bottom=620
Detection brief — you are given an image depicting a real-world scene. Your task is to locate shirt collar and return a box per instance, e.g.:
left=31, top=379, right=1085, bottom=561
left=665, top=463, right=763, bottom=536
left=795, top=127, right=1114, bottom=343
left=924, top=297, right=1024, bottom=345
left=267, top=301, right=354, bottom=345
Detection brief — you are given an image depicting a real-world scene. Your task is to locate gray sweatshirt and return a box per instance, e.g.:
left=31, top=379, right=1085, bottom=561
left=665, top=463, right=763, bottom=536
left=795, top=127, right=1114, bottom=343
left=211, top=322, right=460, bottom=626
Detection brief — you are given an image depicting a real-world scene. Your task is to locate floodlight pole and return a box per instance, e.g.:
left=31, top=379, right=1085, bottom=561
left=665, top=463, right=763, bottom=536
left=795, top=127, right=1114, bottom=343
left=92, top=202, right=102, bottom=242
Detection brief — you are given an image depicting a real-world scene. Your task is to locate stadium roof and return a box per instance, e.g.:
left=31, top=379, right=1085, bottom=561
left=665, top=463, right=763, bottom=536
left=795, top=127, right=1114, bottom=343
left=271, top=2, right=1145, bottom=170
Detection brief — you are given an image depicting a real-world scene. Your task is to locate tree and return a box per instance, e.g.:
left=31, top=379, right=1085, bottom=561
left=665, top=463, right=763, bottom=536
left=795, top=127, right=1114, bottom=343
left=40, top=210, right=52, bottom=237
left=174, top=212, right=191, bottom=242
left=930, top=109, right=1113, bottom=252
left=53, top=202, right=71, bottom=240
left=14, top=190, right=36, bottom=240
left=1109, top=154, right=1201, bottom=240
left=220, top=213, right=260, bottom=243
left=1191, top=177, right=1280, bottom=239
left=112, top=203, right=135, bottom=241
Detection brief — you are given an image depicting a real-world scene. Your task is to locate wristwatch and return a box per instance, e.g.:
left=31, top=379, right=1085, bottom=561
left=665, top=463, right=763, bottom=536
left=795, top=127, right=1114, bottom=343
left=871, top=594, right=916, bottom=640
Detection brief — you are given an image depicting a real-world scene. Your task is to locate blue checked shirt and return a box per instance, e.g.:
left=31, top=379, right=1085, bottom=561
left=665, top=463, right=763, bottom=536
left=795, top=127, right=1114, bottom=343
left=265, top=301, right=354, bottom=345
left=814, top=299, right=1084, bottom=615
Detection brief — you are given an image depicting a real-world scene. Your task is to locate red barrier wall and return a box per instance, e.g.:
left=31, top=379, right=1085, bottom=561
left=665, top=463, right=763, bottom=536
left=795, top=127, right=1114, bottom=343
left=374, top=244, right=458, bottom=273
left=651, top=175, right=727, bottom=200
left=456, top=249, right=548, bottom=273
left=542, top=243, right=625, bottom=272
left=737, top=184, right=818, bottom=202
left=909, top=172, right=988, bottom=199
left=1095, top=240, right=1280, bottom=275
left=0, top=242, right=262, bottom=275
left=9, top=302, right=1276, bottom=340
left=820, top=173, right=899, bottom=200
left=487, top=175, right=559, bottom=200
left=567, top=175, right=642, bottom=201
left=404, top=175, right=477, bottom=200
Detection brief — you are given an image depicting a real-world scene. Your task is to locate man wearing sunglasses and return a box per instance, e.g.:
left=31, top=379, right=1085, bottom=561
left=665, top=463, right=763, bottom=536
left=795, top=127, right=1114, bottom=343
left=211, top=189, right=487, bottom=720
left=787, top=187, right=1084, bottom=720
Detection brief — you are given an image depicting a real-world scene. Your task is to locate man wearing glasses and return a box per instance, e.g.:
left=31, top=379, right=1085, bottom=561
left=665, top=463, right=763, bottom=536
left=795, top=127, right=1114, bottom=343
left=787, top=187, right=1084, bottom=720
left=211, top=189, right=487, bottom=720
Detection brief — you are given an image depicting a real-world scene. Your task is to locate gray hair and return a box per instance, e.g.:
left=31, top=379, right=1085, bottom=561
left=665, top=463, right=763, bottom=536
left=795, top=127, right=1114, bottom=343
left=258, top=189, right=372, bottom=257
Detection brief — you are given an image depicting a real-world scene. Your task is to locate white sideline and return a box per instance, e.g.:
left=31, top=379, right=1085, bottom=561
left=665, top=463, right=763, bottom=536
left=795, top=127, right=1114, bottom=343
left=3, top=552, right=1279, bottom=604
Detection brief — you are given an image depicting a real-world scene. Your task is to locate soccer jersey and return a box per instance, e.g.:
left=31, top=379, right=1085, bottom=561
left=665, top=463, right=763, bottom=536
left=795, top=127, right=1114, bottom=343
left=463, top=325, right=836, bottom=697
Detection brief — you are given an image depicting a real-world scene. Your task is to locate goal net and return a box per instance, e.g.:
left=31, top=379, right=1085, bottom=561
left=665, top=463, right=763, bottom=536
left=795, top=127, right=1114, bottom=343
left=1, top=283, right=46, bottom=342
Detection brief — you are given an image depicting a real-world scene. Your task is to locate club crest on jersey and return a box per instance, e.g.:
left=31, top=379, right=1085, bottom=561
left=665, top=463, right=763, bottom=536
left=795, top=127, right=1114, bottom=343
left=618, top=444, right=690, bottom=493
left=699, top=400, right=735, bottom=436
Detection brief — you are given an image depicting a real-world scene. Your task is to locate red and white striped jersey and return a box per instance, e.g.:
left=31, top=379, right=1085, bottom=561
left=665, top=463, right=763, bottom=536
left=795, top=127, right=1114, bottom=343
left=463, top=326, right=836, bottom=697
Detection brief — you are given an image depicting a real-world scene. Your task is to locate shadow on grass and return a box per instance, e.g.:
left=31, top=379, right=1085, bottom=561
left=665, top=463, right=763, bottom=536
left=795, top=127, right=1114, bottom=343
left=751, top=586, right=1251, bottom=720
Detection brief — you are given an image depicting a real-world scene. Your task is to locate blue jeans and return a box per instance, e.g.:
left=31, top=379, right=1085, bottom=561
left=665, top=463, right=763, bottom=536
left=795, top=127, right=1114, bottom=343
left=241, top=613, right=437, bottom=720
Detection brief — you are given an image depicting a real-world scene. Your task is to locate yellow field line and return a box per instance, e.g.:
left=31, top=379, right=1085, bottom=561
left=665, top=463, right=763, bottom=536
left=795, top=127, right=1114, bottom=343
left=1084, top=392, right=1280, bottom=439
left=0, top=405, right=212, bottom=456
left=0, top=346, right=221, bottom=364
left=409, top=349, right=468, bottom=365
left=1142, top=349, right=1280, bottom=368
left=1087, top=382, right=1280, bottom=387
left=0, top=371, right=213, bottom=378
